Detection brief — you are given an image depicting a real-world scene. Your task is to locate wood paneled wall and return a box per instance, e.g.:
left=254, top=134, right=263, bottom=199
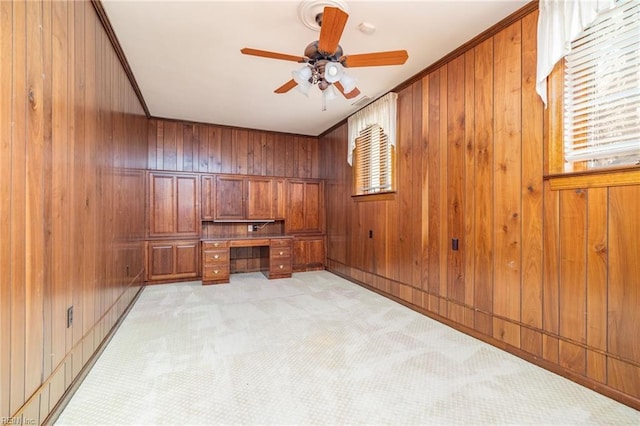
left=320, top=8, right=640, bottom=409
left=0, top=0, right=148, bottom=422
left=147, top=119, right=320, bottom=178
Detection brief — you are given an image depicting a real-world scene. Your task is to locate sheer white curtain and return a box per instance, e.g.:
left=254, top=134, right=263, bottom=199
left=536, top=0, right=616, bottom=106
left=347, top=92, right=397, bottom=166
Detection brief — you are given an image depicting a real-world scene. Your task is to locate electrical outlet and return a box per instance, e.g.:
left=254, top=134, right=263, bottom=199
left=67, top=306, right=73, bottom=328
left=247, top=225, right=253, bottom=232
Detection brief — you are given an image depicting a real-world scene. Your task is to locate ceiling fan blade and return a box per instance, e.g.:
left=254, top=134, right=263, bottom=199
left=318, top=7, right=348, bottom=55
left=241, top=48, right=306, bottom=63
left=342, top=50, right=409, bottom=67
left=274, top=79, right=298, bottom=94
left=334, top=82, right=360, bottom=99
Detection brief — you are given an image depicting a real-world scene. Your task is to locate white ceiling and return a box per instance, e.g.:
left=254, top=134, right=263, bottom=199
left=102, top=0, right=531, bottom=136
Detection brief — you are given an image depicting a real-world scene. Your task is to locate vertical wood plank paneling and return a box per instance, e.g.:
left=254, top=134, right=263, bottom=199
left=181, top=123, right=192, bottom=172
left=395, top=86, right=413, bottom=284
left=438, top=66, right=448, bottom=314
left=411, top=80, right=423, bottom=288
left=319, top=6, right=640, bottom=410
left=473, top=38, right=494, bottom=330
left=586, top=188, right=607, bottom=355
left=492, top=21, right=522, bottom=347
left=81, top=1, right=97, bottom=364
left=3, top=0, right=148, bottom=417
left=147, top=119, right=157, bottom=169
left=0, top=0, right=13, bottom=417
left=234, top=128, right=248, bottom=175
left=542, top=181, right=560, bottom=340
left=420, top=75, right=430, bottom=292
left=155, top=121, right=164, bottom=170
left=285, top=134, right=295, bottom=177
left=145, top=119, right=321, bottom=179
left=463, top=49, right=475, bottom=309
left=520, top=11, right=543, bottom=336
left=427, top=70, right=441, bottom=300
left=558, top=189, right=587, bottom=349
left=72, top=0, right=86, bottom=369
left=25, top=0, right=45, bottom=399
left=274, top=132, right=287, bottom=177
left=588, top=194, right=611, bottom=391
left=447, top=56, right=465, bottom=304
left=608, top=186, right=640, bottom=365
left=220, top=127, right=232, bottom=174
left=264, top=133, right=275, bottom=176
left=162, top=121, right=177, bottom=170
left=208, top=125, right=222, bottom=173
left=64, top=0, right=76, bottom=379
left=9, top=0, right=27, bottom=414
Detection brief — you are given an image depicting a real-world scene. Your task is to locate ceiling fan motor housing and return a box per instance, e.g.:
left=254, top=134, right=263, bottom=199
left=304, top=41, right=343, bottom=62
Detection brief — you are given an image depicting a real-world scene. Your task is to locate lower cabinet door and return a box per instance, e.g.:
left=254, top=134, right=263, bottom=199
left=146, top=240, right=199, bottom=282
left=292, top=236, right=325, bottom=272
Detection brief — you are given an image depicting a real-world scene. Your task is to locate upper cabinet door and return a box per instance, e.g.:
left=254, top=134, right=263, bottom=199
left=285, top=179, right=325, bottom=234
left=148, top=172, right=199, bottom=237
left=215, top=175, right=245, bottom=220
left=201, top=175, right=215, bottom=220
left=246, top=177, right=274, bottom=220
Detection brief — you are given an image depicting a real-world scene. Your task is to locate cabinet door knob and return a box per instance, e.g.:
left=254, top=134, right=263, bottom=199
left=214, top=255, right=219, bottom=259
left=279, top=264, right=284, bottom=269
left=214, top=270, right=219, bottom=274
left=279, top=251, right=283, bottom=255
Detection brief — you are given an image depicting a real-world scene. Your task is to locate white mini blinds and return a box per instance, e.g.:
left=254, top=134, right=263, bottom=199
left=348, top=93, right=397, bottom=195
left=347, top=93, right=397, bottom=166
left=563, top=0, right=640, bottom=171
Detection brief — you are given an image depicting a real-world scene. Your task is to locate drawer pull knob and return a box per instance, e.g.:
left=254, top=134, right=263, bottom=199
left=214, top=270, right=219, bottom=274
left=279, top=264, right=284, bottom=269
left=214, top=243, right=219, bottom=247
left=279, top=251, right=283, bottom=255
left=214, top=255, right=219, bottom=259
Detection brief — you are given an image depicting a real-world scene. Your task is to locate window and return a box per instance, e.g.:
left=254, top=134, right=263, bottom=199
left=348, top=93, right=397, bottom=196
left=563, top=0, right=640, bottom=172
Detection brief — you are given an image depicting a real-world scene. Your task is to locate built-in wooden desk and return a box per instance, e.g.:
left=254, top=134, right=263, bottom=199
left=201, top=236, right=293, bottom=285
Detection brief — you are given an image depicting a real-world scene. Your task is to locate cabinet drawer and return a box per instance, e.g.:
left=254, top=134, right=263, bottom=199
left=269, top=258, right=292, bottom=273
left=203, top=265, right=230, bottom=280
left=270, top=247, right=291, bottom=259
left=203, top=240, right=229, bottom=249
left=270, top=238, right=292, bottom=248
left=203, top=249, right=229, bottom=265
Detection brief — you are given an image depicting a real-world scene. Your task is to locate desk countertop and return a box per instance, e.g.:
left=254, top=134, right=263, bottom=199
left=201, top=235, right=292, bottom=242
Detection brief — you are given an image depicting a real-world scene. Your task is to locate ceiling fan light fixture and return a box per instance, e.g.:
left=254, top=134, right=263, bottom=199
left=338, top=72, right=357, bottom=94
left=292, top=66, right=313, bottom=96
left=323, top=62, right=344, bottom=83
left=324, top=83, right=338, bottom=101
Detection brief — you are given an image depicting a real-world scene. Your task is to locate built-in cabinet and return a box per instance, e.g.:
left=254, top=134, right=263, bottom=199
left=286, top=179, right=325, bottom=234
left=292, top=236, right=326, bottom=272
left=148, top=171, right=199, bottom=237
left=147, top=172, right=324, bottom=283
left=145, top=240, right=200, bottom=282
left=202, top=175, right=285, bottom=221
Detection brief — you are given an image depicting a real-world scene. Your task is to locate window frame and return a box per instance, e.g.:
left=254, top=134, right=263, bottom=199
left=352, top=123, right=396, bottom=198
left=545, top=8, right=640, bottom=190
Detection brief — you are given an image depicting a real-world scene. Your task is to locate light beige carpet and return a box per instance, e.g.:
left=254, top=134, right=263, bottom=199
left=55, top=271, right=639, bottom=425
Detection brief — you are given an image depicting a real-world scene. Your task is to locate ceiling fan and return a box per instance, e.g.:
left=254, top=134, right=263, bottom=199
left=240, top=6, right=408, bottom=103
